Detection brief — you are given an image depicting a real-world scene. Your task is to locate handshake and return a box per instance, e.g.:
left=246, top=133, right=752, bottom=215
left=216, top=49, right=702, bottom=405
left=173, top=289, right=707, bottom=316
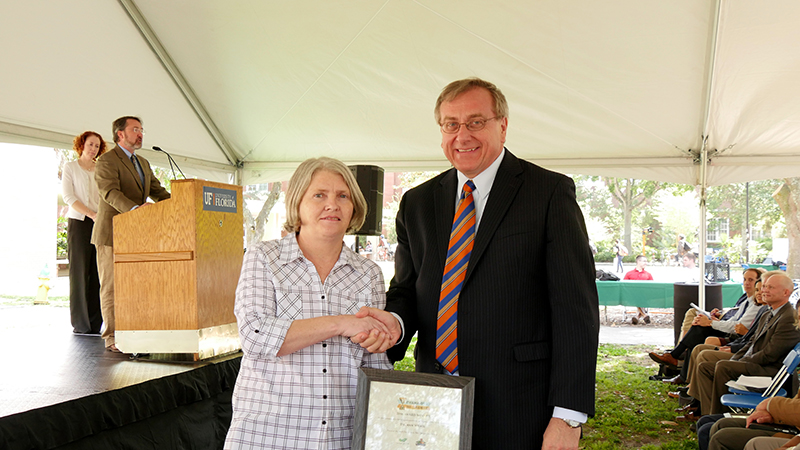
left=345, top=306, right=403, bottom=354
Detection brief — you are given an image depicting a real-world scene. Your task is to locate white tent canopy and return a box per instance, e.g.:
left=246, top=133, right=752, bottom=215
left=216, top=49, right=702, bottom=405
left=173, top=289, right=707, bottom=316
left=2, top=0, right=800, bottom=186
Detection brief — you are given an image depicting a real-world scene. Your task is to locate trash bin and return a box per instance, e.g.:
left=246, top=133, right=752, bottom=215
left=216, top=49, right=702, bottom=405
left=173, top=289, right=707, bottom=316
left=704, top=262, right=730, bottom=282
left=673, top=282, right=723, bottom=345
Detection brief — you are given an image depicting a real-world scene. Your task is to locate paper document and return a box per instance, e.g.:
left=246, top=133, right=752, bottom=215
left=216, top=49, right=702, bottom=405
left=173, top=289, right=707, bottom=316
left=689, top=303, right=711, bottom=318
left=725, top=375, right=771, bottom=393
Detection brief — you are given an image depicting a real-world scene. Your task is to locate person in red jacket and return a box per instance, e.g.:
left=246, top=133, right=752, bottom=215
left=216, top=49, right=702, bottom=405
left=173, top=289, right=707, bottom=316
left=624, top=255, right=654, bottom=324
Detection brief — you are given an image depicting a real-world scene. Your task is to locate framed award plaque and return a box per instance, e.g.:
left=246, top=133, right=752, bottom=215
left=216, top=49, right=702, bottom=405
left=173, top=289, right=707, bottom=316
left=352, top=368, right=475, bottom=449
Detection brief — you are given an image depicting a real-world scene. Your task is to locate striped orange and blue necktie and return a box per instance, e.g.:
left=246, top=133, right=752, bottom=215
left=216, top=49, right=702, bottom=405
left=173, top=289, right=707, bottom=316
left=436, top=180, right=476, bottom=374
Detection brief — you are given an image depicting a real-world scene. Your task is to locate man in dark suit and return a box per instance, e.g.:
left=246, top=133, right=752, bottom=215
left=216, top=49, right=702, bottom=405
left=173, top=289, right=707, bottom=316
left=688, top=272, right=800, bottom=416
left=91, top=116, right=170, bottom=352
left=354, top=78, right=599, bottom=448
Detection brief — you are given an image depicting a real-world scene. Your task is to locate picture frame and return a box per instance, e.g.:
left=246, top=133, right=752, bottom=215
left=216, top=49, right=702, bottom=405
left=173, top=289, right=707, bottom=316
left=352, top=368, right=475, bottom=449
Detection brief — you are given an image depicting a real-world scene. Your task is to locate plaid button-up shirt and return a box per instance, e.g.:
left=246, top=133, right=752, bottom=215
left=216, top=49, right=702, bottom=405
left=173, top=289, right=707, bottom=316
left=225, top=234, right=392, bottom=450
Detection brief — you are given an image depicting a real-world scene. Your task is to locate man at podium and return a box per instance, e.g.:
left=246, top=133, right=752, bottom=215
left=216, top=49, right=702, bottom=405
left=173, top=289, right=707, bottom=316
left=91, top=116, right=170, bottom=353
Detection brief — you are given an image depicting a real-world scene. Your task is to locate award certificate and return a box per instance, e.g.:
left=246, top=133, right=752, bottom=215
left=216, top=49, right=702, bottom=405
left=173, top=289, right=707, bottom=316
left=353, top=368, right=474, bottom=449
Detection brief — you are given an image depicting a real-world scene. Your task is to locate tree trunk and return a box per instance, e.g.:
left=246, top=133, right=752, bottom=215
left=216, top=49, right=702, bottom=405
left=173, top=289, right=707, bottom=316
left=244, top=182, right=282, bottom=249
left=772, top=178, right=800, bottom=278
left=623, top=187, right=633, bottom=251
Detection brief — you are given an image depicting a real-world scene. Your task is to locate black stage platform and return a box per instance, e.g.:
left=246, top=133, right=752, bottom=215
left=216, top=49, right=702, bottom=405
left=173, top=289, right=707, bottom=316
left=0, top=306, right=240, bottom=450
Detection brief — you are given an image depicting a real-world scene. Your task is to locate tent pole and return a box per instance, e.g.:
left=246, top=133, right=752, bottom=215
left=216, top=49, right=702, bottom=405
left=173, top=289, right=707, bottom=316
left=699, top=138, right=709, bottom=309
left=696, top=0, right=722, bottom=310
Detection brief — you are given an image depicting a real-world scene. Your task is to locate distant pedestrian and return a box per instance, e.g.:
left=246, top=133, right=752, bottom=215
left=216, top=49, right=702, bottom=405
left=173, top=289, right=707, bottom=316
left=612, top=239, right=627, bottom=273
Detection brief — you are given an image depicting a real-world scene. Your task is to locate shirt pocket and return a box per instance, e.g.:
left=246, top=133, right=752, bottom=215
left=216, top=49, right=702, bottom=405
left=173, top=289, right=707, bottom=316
left=329, top=289, right=372, bottom=316
left=275, top=289, right=304, bottom=320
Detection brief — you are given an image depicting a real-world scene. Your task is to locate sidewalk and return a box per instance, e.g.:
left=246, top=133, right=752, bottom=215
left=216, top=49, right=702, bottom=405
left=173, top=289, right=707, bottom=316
left=600, top=324, right=673, bottom=346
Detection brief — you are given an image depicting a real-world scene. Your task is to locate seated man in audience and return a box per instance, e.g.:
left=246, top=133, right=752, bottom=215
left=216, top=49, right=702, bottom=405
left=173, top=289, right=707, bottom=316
left=680, top=268, right=763, bottom=341
left=673, top=277, right=771, bottom=424
left=650, top=268, right=763, bottom=371
left=705, top=386, right=800, bottom=450
left=671, top=277, right=769, bottom=393
left=689, top=272, right=800, bottom=417
left=623, top=255, right=654, bottom=324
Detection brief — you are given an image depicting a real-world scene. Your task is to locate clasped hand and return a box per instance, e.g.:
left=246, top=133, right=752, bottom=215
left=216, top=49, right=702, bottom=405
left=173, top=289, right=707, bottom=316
left=348, top=306, right=402, bottom=354
left=693, top=314, right=715, bottom=327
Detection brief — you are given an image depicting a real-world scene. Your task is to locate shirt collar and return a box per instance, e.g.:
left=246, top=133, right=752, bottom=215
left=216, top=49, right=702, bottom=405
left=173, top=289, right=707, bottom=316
left=118, top=144, right=134, bottom=158
left=276, top=233, right=368, bottom=276
left=456, top=148, right=505, bottom=196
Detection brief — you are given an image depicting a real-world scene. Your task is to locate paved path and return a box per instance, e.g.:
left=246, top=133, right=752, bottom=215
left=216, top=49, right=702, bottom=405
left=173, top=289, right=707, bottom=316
left=600, top=324, right=673, bottom=347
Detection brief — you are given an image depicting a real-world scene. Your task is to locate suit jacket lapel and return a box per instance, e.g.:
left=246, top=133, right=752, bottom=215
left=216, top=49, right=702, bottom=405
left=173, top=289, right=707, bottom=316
left=115, top=145, right=144, bottom=194
left=753, top=306, right=782, bottom=349
left=464, top=150, right=522, bottom=283
left=435, top=170, right=458, bottom=268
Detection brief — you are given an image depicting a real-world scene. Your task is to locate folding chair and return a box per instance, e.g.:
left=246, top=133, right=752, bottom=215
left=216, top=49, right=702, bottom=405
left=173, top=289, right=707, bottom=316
left=720, top=342, right=800, bottom=412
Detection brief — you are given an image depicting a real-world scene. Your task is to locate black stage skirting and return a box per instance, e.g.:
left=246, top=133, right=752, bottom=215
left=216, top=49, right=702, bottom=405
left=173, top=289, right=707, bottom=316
left=0, top=320, right=240, bottom=450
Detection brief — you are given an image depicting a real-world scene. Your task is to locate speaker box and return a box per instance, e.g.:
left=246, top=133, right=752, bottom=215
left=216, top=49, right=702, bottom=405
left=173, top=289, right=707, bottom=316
left=348, top=165, right=383, bottom=236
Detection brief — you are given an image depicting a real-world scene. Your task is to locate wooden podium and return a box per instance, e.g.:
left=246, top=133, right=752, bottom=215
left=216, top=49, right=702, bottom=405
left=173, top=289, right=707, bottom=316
left=113, top=179, right=243, bottom=359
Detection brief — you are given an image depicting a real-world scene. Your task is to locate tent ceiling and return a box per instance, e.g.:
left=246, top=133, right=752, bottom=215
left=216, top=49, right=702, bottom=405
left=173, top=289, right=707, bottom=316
left=2, top=0, right=800, bottom=186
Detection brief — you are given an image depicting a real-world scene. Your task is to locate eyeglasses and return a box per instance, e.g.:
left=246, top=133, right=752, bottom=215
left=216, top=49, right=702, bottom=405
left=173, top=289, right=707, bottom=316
left=131, top=127, right=146, bottom=135
left=440, top=117, right=498, bottom=134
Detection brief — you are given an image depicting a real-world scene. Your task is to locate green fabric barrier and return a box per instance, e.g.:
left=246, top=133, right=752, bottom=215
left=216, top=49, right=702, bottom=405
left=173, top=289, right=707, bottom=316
left=745, top=264, right=782, bottom=270
left=596, top=281, right=744, bottom=308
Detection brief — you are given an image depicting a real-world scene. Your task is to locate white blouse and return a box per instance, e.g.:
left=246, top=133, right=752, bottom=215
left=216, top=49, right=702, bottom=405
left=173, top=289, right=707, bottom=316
left=62, top=160, right=99, bottom=221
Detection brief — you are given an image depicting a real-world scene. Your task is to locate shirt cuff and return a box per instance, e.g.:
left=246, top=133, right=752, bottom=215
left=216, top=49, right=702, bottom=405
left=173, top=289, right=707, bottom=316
left=389, top=312, right=405, bottom=344
left=552, top=407, right=588, bottom=424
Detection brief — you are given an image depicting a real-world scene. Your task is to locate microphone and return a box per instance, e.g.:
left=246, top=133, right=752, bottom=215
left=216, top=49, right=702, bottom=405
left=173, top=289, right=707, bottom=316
left=152, top=146, right=186, bottom=180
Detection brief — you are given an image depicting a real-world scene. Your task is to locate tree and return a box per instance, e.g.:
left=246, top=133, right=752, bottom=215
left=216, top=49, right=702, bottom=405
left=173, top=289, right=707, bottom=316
left=772, top=177, right=800, bottom=278
left=603, top=178, right=670, bottom=250
left=381, top=171, right=439, bottom=245
left=706, top=180, right=783, bottom=260
left=244, top=182, right=282, bottom=249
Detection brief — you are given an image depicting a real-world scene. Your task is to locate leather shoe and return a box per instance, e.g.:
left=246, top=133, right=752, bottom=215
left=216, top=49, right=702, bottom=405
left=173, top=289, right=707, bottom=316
left=676, top=410, right=701, bottom=422
left=649, top=352, right=679, bottom=367
left=674, top=404, right=698, bottom=413
left=662, top=375, right=687, bottom=385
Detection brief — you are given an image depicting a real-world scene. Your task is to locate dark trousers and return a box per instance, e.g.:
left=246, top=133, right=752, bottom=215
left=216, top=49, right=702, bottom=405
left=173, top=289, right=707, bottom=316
left=698, top=413, right=726, bottom=450
left=671, top=324, right=728, bottom=360
left=67, top=218, right=102, bottom=334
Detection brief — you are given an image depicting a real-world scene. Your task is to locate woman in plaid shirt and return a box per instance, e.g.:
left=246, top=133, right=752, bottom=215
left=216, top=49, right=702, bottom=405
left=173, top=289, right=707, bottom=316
left=225, top=158, right=393, bottom=450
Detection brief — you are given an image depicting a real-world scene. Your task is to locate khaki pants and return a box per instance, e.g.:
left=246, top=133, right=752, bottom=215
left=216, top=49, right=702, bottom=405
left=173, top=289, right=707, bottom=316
left=744, top=437, right=794, bottom=450
left=96, top=244, right=115, bottom=347
left=686, top=344, right=733, bottom=384
left=681, top=309, right=698, bottom=340
left=689, top=359, right=775, bottom=415
left=708, top=417, right=776, bottom=450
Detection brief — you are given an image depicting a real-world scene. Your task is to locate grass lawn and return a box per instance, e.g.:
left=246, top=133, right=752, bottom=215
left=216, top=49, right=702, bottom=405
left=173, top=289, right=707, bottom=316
left=394, top=339, right=697, bottom=449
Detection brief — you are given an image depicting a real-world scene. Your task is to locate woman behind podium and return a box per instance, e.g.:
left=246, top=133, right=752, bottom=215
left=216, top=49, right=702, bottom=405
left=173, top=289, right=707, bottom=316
left=62, top=131, right=107, bottom=335
left=225, top=157, right=392, bottom=450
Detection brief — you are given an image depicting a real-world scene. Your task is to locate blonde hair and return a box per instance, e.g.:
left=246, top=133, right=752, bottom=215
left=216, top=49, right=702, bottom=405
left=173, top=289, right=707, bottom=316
left=282, top=157, right=367, bottom=234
